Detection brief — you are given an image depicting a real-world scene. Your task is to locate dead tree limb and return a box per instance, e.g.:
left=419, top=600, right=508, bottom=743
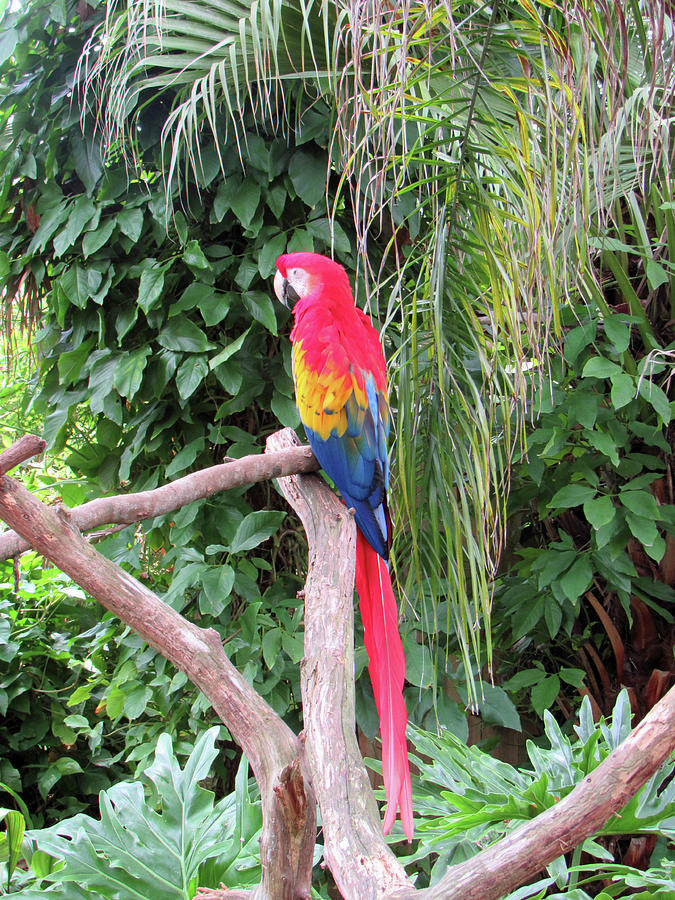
left=0, top=468, right=316, bottom=900
left=0, top=434, right=46, bottom=475
left=0, top=443, right=319, bottom=561
left=266, top=429, right=412, bottom=899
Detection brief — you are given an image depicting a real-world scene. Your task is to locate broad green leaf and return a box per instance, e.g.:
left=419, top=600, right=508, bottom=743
left=531, top=675, right=560, bottom=718
left=199, top=291, right=230, bottom=326
left=242, top=291, right=277, bottom=334
left=645, top=258, right=669, bottom=290
left=479, top=682, right=521, bottom=731
left=584, top=428, right=619, bottom=466
left=200, top=565, right=235, bottom=616
left=229, top=177, right=261, bottom=228
left=559, top=667, right=586, bottom=688
left=610, top=373, right=635, bottom=409
left=603, top=317, right=630, bottom=352
left=2, top=809, right=24, bottom=880
left=582, top=357, right=621, bottom=379
left=27, top=200, right=70, bottom=253
left=565, top=323, right=597, bottom=363
left=183, top=239, right=210, bottom=270
left=175, top=355, right=209, bottom=400
left=57, top=338, right=95, bottom=384
left=229, top=511, right=286, bottom=554
left=209, top=327, right=251, bottom=369
left=638, top=379, right=671, bottom=424
left=583, top=495, right=616, bottom=530
left=54, top=196, right=97, bottom=254
left=404, top=640, right=434, bottom=688
left=138, top=265, right=165, bottom=313
left=559, top=556, right=593, bottom=603
left=165, top=438, right=205, bottom=478
left=625, top=512, right=660, bottom=548
left=289, top=151, right=326, bottom=206
left=38, top=757, right=83, bottom=798
left=0, top=27, right=17, bottom=64
left=258, top=230, right=287, bottom=278
left=619, top=490, right=660, bottom=519
left=548, top=484, right=596, bottom=509
left=59, top=265, right=101, bottom=309
left=158, top=319, right=214, bottom=352
left=82, top=218, right=115, bottom=258
left=307, top=217, right=351, bottom=254
left=262, top=628, right=282, bottom=669
left=123, top=684, right=152, bottom=720
left=271, top=392, right=300, bottom=427
left=71, top=135, right=104, bottom=194
left=112, top=347, right=150, bottom=399
left=118, top=207, right=144, bottom=242
left=502, top=669, right=543, bottom=691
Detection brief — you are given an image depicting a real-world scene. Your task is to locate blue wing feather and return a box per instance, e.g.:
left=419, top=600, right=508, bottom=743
left=302, top=370, right=390, bottom=558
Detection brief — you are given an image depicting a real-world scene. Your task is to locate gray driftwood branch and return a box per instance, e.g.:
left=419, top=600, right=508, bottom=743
left=0, top=441, right=317, bottom=900
left=0, top=438, right=319, bottom=560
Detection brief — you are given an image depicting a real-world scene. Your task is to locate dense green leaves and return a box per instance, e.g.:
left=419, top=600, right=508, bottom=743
left=405, top=693, right=675, bottom=892
left=13, top=729, right=263, bottom=897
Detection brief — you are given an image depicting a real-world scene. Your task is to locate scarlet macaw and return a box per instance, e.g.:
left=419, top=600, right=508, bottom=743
left=274, top=251, right=413, bottom=840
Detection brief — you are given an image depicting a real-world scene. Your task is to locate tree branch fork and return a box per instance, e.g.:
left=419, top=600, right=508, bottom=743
left=2, top=433, right=675, bottom=900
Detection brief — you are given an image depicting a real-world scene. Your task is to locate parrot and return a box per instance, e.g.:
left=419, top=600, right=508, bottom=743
left=273, top=251, right=413, bottom=841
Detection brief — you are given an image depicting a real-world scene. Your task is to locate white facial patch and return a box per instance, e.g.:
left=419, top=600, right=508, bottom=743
left=285, top=266, right=313, bottom=299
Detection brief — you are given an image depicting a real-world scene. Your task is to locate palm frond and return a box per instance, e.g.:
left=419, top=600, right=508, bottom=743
left=78, top=0, right=340, bottom=170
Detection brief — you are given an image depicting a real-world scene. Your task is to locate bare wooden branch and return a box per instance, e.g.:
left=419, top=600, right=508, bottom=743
left=196, top=891, right=252, bottom=899
left=0, top=472, right=316, bottom=900
left=266, top=429, right=412, bottom=899
left=0, top=434, right=46, bottom=475
left=0, top=443, right=319, bottom=561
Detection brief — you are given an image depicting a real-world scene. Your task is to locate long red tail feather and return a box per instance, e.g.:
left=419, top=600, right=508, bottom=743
left=354, top=530, right=413, bottom=841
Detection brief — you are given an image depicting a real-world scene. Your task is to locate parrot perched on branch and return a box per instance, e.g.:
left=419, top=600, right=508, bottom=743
left=273, top=251, right=413, bottom=840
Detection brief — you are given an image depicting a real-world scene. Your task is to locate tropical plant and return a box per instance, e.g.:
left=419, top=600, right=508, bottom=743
left=3, top=727, right=264, bottom=897
left=403, top=691, right=675, bottom=894
left=77, top=0, right=675, bottom=710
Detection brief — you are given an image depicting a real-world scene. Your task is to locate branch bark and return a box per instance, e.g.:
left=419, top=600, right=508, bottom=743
left=0, top=466, right=316, bottom=900
left=0, top=444, right=319, bottom=561
left=0, top=433, right=46, bottom=475
left=266, top=429, right=412, bottom=899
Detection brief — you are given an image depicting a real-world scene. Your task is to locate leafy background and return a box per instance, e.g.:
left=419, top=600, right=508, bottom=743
left=0, top=0, right=674, bottom=896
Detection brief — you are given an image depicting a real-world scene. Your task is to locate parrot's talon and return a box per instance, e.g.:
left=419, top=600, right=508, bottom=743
left=347, top=506, right=356, bottom=515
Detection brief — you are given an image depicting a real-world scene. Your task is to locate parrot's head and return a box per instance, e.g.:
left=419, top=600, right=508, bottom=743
left=274, top=252, right=353, bottom=311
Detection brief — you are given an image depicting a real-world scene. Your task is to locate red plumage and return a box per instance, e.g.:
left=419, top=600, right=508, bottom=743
left=274, top=252, right=413, bottom=840
left=355, top=531, right=413, bottom=839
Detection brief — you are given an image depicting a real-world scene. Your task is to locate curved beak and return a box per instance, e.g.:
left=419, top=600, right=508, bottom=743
left=273, top=269, right=287, bottom=306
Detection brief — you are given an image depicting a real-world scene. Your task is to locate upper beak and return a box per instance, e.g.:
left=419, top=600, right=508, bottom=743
left=273, top=270, right=287, bottom=306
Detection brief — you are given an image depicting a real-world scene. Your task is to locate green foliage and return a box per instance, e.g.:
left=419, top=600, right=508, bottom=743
left=5, top=728, right=263, bottom=897
left=0, top=551, right=131, bottom=825
left=404, top=692, right=675, bottom=894
left=0, top=0, right=365, bottom=824
left=494, top=156, right=674, bottom=717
